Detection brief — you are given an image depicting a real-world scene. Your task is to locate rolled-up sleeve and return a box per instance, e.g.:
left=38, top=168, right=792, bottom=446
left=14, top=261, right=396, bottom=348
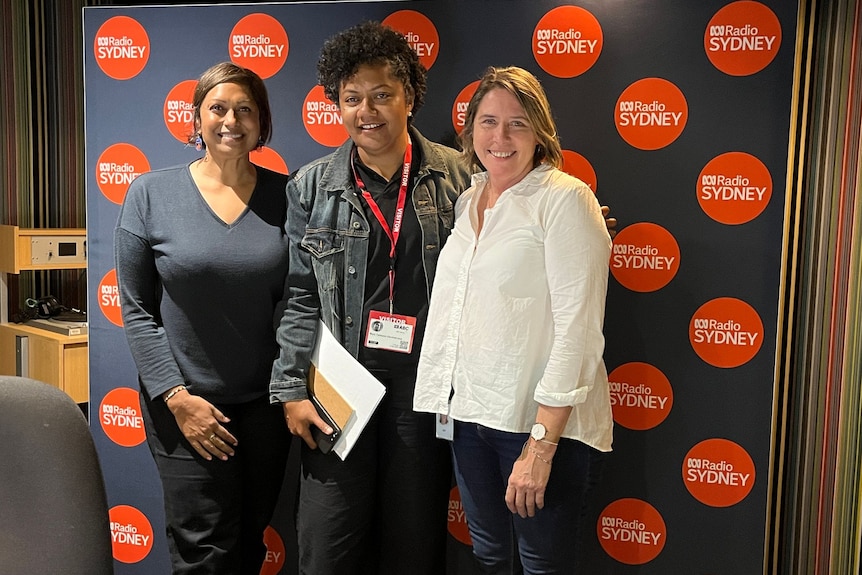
left=534, top=181, right=611, bottom=407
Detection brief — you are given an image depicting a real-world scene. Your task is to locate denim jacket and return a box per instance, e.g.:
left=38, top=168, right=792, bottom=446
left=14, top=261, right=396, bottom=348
left=270, top=127, right=473, bottom=402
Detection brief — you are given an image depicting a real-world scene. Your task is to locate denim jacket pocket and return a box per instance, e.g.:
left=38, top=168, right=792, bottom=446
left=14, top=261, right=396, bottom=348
left=302, top=228, right=345, bottom=289
left=302, top=228, right=344, bottom=257
left=437, top=202, right=455, bottom=231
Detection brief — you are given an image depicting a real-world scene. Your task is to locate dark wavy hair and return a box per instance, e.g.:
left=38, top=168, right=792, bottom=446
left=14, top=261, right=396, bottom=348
left=317, top=21, right=427, bottom=122
left=189, top=61, right=272, bottom=148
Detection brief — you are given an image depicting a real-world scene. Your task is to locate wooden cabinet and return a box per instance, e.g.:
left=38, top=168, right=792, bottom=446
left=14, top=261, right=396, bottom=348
left=0, top=323, right=88, bottom=402
left=0, top=225, right=88, bottom=403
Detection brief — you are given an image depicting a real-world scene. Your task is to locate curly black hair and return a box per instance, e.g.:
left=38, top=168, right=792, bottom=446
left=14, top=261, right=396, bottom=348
left=317, top=21, right=427, bottom=120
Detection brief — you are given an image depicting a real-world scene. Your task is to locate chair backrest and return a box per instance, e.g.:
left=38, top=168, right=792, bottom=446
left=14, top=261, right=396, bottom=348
left=0, top=376, right=113, bottom=575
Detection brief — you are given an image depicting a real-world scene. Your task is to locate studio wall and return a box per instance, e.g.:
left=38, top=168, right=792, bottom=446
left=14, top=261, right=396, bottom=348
left=83, top=1, right=799, bottom=572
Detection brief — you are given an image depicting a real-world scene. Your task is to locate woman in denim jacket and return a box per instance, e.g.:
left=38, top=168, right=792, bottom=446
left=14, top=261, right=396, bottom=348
left=269, top=21, right=472, bottom=575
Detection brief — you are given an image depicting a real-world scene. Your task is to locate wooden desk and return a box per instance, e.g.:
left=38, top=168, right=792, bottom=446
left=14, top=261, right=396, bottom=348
left=0, top=225, right=88, bottom=403
left=0, top=323, right=89, bottom=403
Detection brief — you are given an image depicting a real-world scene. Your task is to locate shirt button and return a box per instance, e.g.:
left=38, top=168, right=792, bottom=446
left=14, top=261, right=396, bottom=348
left=345, top=316, right=353, bottom=325
left=352, top=221, right=361, bottom=229
left=347, top=265, right=356, bottom=275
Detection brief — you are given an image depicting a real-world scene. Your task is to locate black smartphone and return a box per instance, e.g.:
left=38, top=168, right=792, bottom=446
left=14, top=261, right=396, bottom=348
left=310, top=395, right=341, bottom=454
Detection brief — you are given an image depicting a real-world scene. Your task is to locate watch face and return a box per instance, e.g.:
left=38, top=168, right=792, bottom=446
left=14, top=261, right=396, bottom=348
left=531, top=423, right=546, bottom=441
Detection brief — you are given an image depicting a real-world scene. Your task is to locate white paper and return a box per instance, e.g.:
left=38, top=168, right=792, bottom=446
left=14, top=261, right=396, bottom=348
left=310, top=320, right=386, bottom=460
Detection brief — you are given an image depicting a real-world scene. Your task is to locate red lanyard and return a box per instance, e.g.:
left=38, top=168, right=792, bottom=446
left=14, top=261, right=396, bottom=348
left=351, top=139, right=413, bottom=313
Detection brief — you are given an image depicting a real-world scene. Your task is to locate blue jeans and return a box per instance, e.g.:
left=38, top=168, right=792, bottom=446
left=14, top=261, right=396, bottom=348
left=452, top=422, right=605, bottom=575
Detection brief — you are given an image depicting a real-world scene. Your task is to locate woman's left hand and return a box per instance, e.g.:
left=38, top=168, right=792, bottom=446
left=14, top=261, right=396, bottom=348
left=505, top=440, right=555, bottom=518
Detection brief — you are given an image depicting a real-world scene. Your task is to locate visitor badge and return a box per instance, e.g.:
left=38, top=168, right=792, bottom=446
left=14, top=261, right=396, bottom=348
left=364, top=310, right=416, bottom=354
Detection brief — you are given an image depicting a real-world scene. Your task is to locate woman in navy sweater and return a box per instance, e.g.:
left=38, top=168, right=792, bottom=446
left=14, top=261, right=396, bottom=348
left=115, top=62, right=291, bottom=574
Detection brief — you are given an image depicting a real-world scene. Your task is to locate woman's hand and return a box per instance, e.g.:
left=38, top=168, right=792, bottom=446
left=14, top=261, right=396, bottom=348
left=601, top=205, right=617, bottom=239
left=167, top=392, right=237, bottom=461
left=282, top=399, right=333, bottom=450
left=505, top=439, right=557, bottom=518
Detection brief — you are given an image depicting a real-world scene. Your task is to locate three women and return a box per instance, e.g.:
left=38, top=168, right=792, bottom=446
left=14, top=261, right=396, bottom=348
left=117, top=24, right=612, bottom=575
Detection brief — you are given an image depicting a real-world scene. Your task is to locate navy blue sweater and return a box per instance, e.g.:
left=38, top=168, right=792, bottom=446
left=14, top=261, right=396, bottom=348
left=115, top=163, right=289, bottom=403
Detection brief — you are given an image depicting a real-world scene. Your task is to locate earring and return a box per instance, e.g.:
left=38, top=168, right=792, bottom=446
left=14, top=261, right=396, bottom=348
left=194, top=134, right=203, bottom=152
left=257, top=137, right=265, bottom=149
left=408, top=111, right=413, bottom=117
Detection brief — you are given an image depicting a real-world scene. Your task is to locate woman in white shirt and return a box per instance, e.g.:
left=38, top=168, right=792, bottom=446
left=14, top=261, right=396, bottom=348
left=414, top=66, right=613, bottom=573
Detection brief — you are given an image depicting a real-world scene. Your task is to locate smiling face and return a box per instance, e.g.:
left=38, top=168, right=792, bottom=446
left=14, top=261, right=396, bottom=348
left=196, top=82, right=261, bottom=160
left=472, top=87, right=540, bottom=190
left=338, top=63, right=414, bottom=168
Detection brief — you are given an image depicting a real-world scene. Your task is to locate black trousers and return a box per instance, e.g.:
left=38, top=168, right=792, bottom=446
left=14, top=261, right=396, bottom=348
left=141, top=393, right=292, bottom=575
left=296, top=374, right=453, bottom=575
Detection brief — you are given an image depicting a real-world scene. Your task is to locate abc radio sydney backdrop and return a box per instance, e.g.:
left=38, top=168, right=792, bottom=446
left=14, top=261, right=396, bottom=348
left=84, top=1, right=798, bottom=573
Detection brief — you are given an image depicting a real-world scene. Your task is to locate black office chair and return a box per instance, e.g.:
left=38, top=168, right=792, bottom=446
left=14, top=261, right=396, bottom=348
left=0, top=376, right=113, bottom=575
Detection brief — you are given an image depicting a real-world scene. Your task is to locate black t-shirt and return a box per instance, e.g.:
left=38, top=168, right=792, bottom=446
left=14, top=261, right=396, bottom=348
left=354, top=148, right=428, bottom=384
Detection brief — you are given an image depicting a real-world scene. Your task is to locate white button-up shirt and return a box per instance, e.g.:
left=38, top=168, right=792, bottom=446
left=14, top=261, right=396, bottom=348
left=414, top=164, right=613, bottom=451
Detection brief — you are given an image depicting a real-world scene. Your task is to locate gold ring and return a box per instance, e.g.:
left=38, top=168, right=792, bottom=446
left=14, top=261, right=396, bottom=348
left=209, top=433, right=217, bottom=442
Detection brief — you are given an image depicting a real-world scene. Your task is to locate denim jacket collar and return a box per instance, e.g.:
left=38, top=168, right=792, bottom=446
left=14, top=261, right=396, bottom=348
left=316, top=125, right=454, bottom=202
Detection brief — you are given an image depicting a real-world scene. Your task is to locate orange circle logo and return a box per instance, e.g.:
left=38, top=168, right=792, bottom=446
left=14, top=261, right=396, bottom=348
left=94, top=16, right=150, bottom=80
left=229, top=13, right=289, bottom=79
left=163, top=79, right=197, bottom=143
left=382, top=10, right=440, bottom=70
left=100, top=387, right=145, bottom=448
left=608, top=362, right=673, bottom=431
left=260, top=526, right=286, bottom=575
left=451, top=81, right=479, bottom=135
left=110, top=504, right=154, bottom=564
left=698, top=151, right=772, bottom=225
left=98, top=268, right=123, bottom=327
left=615, top=78, right=688, bottom=150
left=705, top=1, right=782, bottom=76
left=303, top=85, right=348, bottom=147
left=561, top=150, right=597, bottom=192
left=683, top=438, right=756, bottom=507
left=533, top=6, right=603, bottom=78
left=610, top=223, right=680, bottom=293
left=250, top=146, right=288, bottom=175
left=97, top=143, right=150, bottom=205
left=598, top=498, right=666, bottom=565
left=690, top=297, right=763, bottom=368
left=447, top=486, right=472, bottom=546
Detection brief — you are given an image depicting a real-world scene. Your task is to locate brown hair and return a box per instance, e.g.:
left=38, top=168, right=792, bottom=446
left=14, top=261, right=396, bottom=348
left=188, top=62, right=272, bottom=148
left=458, top=66, right=563, bottom=171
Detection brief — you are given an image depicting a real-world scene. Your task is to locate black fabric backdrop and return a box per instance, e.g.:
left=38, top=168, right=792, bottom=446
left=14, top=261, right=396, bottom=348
left=84, top=1, right=798, bottom=572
